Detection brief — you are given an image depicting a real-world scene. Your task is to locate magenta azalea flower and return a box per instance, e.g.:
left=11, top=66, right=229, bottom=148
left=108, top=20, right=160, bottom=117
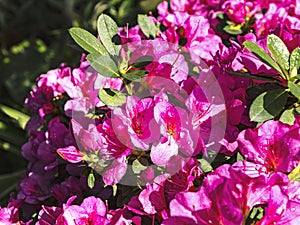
left=166, top=163, right=289, bottom=224
left=237, top=119, right=300, bottom=173
left=36, top=206, right=62, bottom=225
left=102, top=155, right=128, bottom=185
left=223, top=0, right=257, bottom=24
left=57, top=146, right=83, bottom=164
left=0, top=194, right=31, bottom=225
left=112, top=96, right=159, bottom=150
left=57, top=196, right=109, bottom=225
left=58, top=115, right=132, bottom=185
left=97, top=115, right=132, bottom=161
left=257, top=184, right=300, bottom=225
left=61, top=66, right=101, bottom=117
left=150, top=100, right=197, bottom=166
left=127, top=158, right=202, bottom=223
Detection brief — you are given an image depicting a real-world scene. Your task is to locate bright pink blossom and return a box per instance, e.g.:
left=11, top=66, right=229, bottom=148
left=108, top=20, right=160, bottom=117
left=237, top=120, right=300, bottom=173
left=57, top=196, right=109, bottom=225
left=112, top=96, right=159, bottom=150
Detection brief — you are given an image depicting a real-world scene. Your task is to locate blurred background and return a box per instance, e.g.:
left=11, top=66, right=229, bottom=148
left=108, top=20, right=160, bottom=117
left=0, top=0, right=161, bottom=204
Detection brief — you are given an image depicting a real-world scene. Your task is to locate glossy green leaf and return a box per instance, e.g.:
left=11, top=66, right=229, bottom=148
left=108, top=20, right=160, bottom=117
left=69, top=27, right=106, bottom=55
left=267, top=34, right=290, bottom=72
left=249, top=88, right=288, bottom=122
left=226, top=70, right=278, bottom=82
left=98, top=88, right=126, bottom=107
left=223, top=24, right=243, bottom=35
left=97, top=14, right=120, bottom=55
left=279, top=108, right=295, bottom=125
left=288, top=162, right=300, bottom=182
left=86, top=53, right=119, bottom=78
left=288, top=81, right=300, bottom=100
left=131, top=55, right=154, bottom=68
left=122, top=70, right=149, bottom=81
left=236, top=152, right=245, bottom=161
left=198, top=159, right=213, bottom=173
left=290, top=47, right=300, bottom=79
left=137, top=14, right=158, bottom=38
left=0, top=105, right=29, bottom=129
left=243, top=41, right=283, bottom=76
left=87, top=170, right=95, bottom=189
left=132, top=159, right=147, bottom=174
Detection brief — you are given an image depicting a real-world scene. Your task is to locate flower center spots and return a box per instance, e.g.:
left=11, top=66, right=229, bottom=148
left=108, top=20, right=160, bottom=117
left=262, top=139, right=279, bottom=173
left=132, top=113, right=144, bottom=136
left=167, top=122, right=179, bottom=140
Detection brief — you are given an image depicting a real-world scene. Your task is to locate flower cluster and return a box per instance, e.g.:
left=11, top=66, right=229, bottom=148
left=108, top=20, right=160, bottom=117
left=1, top=0, right=300, bottom=224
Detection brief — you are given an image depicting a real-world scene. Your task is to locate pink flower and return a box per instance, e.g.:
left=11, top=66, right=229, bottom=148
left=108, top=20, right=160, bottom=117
left=118, top=25, right=146, bottom=44
left=237, top=120, right=300, bottom=173
left=257, top=184, right=300, bottom=225
left=36, top=206, right=62, bottom=225
left=127, top=158, right=202, bottom=223
left=60, top=65, right=106, bottom=117
left=223, top=0, right=257, bottom=24
left=57, top=146, right=83, bottom=164
left=112, top=96, right=159, bottom=150
left=150, top=100, right=196, bottom=166
left=166, top=163, right=289, bottom=224
left=102, top=155, right=128, bottom=185
left=125, top=39, right=189, bottom=84
left=57, top=196, right=109, bottom=225
left=0, top=194, right=31, bottom=225
left=97, top=115, right=132, bottom=160
left=160, top=13, right=222, bottom=62
left=71, top=118, right=105, bottom=152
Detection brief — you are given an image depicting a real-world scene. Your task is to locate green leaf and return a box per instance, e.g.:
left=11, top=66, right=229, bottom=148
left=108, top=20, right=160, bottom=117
left=98, top=88, right=126, bottom=107
left=249, top=88, right=288, bottom=122
left=112, top=184, right=118, bottom=196
left=223, top=24, right=243, bottom=35
left=122, top=70, right=149, bottom=81
left=69, top=27, right=106, bottom=55
left=216, top=13, right=225, bottom=20
left=288, top=162, right=300, bottom=182
left=131, top=55, right=154, bottom=68
left=290, top=47, right=300, bottom=79
left=279, top=108, right=295, bottom=125
left=86, top=53, right=119, bottom=78
left=267, top=34, right=290, bottom=72
left=288, top=81, right=300, bottom=100
left=0, top=105, right=29, bottom=129
left=236, top=152, right=245, bottom=161
left=137, top=14, right=158, bottom=38
left=132, top=159, right=147, bottom=174
left=87, top=170, right=95, bottom=189
left=243, top=41, right=283, bottom=76
left=226, top=70, right=278, bottom=82
left=97, top=14, right=120, bottom=56
left=290, top=47, right=300, bottom=70
left=0, top=170, right=24, bottom=200
left=198, top=159, right=213, bottom=173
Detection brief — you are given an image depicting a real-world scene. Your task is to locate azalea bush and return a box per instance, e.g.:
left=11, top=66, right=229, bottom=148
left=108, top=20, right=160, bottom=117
left=1, top=0, right=300, bottom=224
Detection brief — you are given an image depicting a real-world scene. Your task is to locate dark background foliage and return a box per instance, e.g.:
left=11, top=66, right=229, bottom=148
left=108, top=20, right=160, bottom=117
left=0, top=0, right=160, bottom=204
